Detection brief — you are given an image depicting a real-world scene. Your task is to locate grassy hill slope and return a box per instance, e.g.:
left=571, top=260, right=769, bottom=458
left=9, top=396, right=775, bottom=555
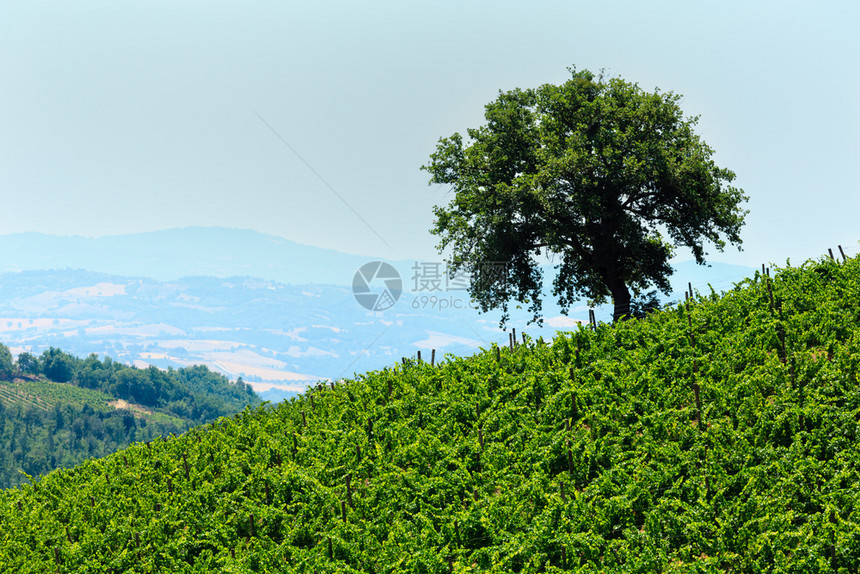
left=2, top=256, right=860, bottom=572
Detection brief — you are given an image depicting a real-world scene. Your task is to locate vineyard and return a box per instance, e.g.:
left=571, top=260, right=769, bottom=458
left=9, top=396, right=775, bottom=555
left=2, top=255, right=860, bottom=572
left=0, top=378, right=114, bottom=413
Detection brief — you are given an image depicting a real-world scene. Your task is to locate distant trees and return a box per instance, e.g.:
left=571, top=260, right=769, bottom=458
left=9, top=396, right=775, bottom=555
left=112, top=369, right=157, bottom=406
left=4, top=344, right=258, bottom=420
left=0, top=344, right=13, bottom=380
left=75, top=354, right=107, bottom=389
left=16, top=352, right=39, bottom=375
left=41, top=347, right=76, bottom=382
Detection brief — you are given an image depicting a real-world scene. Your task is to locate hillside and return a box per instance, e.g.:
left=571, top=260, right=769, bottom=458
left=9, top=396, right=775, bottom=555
left=2, top=255, right=860, bottom=571
left=0, top=349, right=260, bottom=488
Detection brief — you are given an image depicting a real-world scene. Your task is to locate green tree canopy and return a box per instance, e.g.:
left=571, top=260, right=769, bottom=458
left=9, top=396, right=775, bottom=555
left=423, top=68, right=748, bottom=322
left=40, top=347, right=76, bottom=383
left=0, top=343, right=13, bottom=380
left=15, top=352, right=39, bottom=376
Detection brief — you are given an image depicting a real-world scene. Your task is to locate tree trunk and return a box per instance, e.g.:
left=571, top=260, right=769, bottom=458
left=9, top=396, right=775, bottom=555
left=608, top=280, right=632, bottom=322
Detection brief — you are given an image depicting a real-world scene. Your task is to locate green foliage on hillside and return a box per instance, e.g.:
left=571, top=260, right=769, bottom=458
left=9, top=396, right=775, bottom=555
left=0, top=351, right=260, bottom=488
left=3, top=255, right=860, bottom=571
left=0, top=344, right=13, bottom=379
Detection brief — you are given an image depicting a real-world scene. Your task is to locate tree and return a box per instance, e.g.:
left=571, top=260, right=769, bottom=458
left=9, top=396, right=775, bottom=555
left=16, top=352, right=40, bottom=376
left=41, top=347, right=75, bottom=383
left=423, top=68, right=747, bottom=323
left=0, top=344, right=13, bottom=380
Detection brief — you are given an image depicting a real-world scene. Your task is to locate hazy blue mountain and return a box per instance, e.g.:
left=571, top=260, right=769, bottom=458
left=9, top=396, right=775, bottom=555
left=0, top=228, right=376, bottom=285
left=0, top=227, right=757, bottom=300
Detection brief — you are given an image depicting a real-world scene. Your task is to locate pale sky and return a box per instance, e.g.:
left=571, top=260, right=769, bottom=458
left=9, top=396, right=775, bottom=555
left=2, top=0, right=858, bottom=268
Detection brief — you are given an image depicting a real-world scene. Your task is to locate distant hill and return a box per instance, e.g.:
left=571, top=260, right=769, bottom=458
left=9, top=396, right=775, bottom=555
left=0, top=227, right=755, bottom=295
left=1, top=255, right=858, bottom=570
left=0, top=227, right=374, bottom=285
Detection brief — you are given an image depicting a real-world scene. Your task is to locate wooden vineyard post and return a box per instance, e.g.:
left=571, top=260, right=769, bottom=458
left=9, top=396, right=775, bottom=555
left=692, top=381, right=702, bottom=431
left=839, top=245, right=848, bottom=262
left=765, top=277, right=776, bottom=310
left=828, top=248, right=835, bottom=261
left=512, top=328, right=517, bottom=347
left=301, top=411, right=307, bottom=427
left=765, top=276, right=789, bottom=366
left=417, top=350, right=422, bottom=363
left=705, top=469, right=711, bottom=500
left=685, top=299, right=696, bottom=347
left=431, top=349, right=436, bottom=366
